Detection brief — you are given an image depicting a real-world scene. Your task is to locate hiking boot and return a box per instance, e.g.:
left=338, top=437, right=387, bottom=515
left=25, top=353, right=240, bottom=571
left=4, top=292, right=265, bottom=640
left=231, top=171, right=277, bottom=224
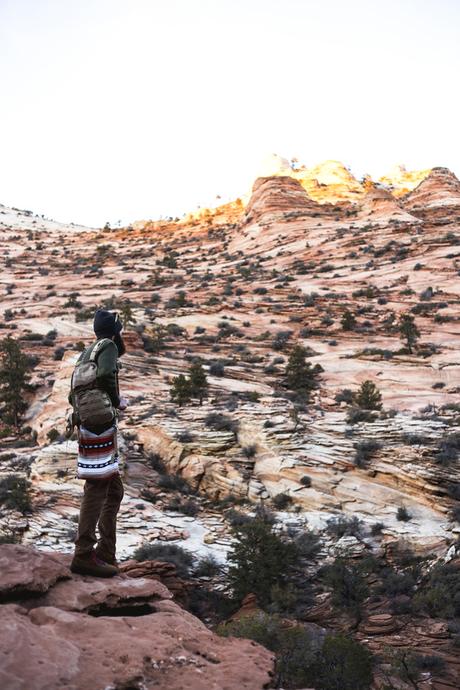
left=70, top=552, right=118, bottom=578
left=94, top=551, right=118, bottom=569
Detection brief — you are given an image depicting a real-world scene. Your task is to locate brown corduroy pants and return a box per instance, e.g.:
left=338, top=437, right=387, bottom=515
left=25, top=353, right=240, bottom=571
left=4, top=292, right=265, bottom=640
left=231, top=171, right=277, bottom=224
left=74, top=473, right=124, bottom=562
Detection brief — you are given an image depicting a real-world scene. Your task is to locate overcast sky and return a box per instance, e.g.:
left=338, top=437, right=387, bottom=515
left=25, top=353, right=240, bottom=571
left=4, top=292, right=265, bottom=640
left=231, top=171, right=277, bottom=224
left=0, top=0, right=459, bottom=227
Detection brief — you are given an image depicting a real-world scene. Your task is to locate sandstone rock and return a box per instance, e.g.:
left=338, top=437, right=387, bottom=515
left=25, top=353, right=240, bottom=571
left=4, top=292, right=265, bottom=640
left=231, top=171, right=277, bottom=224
left=244, top=176, right=321, bottom=224
left=357, top=184, right=421, bottom=225
left=294, top=159, right=364, bottom=202
left=40, top=572, right=172, bottom=613
left=0, top=544, right=273, bottom=690
left=120, top=559, right=190, bottom=603
left=0, top=545, right=70, bottom=600
left=359, top=613, right=401, bottom=635
left=0, top=602, right=273, bottom=690
left=330, top=535, right=366, bottom=558
left=379, top=164, right=432, bottom=196
left=403, top=167, right=460, bottom=215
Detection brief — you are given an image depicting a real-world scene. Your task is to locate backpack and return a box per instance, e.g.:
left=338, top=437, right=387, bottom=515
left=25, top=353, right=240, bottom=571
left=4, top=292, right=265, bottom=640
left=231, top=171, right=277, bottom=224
left=70, top=339, right=115, bottom=429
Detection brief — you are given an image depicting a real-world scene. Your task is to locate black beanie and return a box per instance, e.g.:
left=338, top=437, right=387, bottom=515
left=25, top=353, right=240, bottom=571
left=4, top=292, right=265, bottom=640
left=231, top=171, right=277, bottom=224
left=93, top=309, right=123, bottom=338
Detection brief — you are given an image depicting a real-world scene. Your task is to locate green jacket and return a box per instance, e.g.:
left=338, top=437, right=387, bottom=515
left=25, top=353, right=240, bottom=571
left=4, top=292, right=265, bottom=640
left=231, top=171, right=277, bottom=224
left=69, top=338, right=121, bottom=408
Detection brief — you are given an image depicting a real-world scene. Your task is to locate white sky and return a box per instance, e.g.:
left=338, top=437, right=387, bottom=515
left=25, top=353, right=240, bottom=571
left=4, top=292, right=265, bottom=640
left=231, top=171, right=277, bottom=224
left=0, top=0, right=459, bottom=227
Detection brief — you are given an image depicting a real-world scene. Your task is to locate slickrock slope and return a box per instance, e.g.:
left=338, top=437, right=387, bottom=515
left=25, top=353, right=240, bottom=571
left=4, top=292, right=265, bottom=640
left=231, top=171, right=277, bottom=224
left=0, top=545, right=273, bottom=690
left=0, top=161, right=459, bottom=556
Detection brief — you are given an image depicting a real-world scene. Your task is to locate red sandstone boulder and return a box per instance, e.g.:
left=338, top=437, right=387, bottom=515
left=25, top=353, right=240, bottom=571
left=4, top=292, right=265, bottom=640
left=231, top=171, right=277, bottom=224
left=0, top=544, right=70, bottom=599
left=0, top=546, right=274, bottom=690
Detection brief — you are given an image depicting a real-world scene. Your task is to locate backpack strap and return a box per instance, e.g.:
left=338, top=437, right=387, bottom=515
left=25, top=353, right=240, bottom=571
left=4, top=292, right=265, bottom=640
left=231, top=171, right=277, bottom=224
left=89, top=338, right=112, bottom=362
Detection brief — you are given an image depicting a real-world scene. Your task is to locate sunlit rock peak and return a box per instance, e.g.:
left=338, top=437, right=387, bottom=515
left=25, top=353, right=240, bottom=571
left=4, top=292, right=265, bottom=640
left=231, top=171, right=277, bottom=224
left=379, top=164, right=432, bottom=196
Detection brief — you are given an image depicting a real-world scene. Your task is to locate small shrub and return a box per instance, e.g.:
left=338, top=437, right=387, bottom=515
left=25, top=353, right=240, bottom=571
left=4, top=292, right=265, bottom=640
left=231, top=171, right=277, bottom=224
left=176, top=430, right=194, bottom=443
left=166, top=497, right=199, bottom=516
left=335, top=388, right=354, bottom=404
left=242, top=444, right=257, bottom=458
left=397, top=506, right=412, bottom=522
left=272, top=493, right=293, bottom=510
left=326, top=515, right=363, bottom=538
left=378, top=569, right=416, bottom=597
left=194, top=554, right=222, bottom=577
left=353, top=440, right=382, bottom=468
left=147, top=452, right=166, bottom=473
left=226, top=509, right=253, bottom=527
left=300, top=475, right=312, bottom=487
left=204, top=412, right=239, bottom=434
left=295, top=531, right=321, bottom=559
left=346, top=407, right=378, bottom=425
left=0, top=529, right=21, bottom=544
left=132, top=543, right=194, bottom=577
left=434, top=432, right=460, bottom=466
left=209, top=361, right=225, bottom=377
left=157, top=474, right=191, bottom=494
left=53, top=346, right=66, bottom=361
left=370, top=522, right=385, bottom=536
left=47, top=428, right=60, bottom=443
left=0, top=474, right=31, bottom=513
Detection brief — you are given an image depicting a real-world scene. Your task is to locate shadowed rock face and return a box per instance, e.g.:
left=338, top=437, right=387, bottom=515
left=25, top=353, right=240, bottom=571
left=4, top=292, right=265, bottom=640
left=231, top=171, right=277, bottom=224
left=0, top=545, right=274, bottom=690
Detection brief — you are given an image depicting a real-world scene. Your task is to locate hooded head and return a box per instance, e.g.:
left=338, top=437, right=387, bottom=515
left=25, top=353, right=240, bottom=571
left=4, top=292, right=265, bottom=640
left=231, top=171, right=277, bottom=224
left=93, top=309, right=126, bottom=356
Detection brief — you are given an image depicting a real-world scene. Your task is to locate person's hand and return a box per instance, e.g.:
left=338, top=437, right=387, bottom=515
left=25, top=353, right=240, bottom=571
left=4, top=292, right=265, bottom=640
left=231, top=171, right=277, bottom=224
left=118, top=397, right=129, bottom=411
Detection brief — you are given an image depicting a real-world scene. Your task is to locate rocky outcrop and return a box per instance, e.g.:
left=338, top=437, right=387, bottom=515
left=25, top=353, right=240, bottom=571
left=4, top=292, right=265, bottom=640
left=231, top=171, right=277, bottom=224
left=294, top=159, right=365, bottom=202
left=254, top=156, right=366, bottom=203
left=0, top=545, right=274, bottom=690
left=356, top=184, right=421, bottom=225
left=120, top=558, right=190, bottom=604
left=379, top=164, right=432, bottom=196
left=244, top=175, right=323, bottom=224
left=0, top=544, right=70, bottom=600
left=403, top=167, right=460, bottom=220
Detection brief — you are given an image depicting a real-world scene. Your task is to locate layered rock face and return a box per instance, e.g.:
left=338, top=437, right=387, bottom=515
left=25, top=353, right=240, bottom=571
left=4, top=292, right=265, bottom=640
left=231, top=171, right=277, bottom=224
left=357, top=184, right=421, bottom=225
left=0, top=545, right=273, bottom=690
left=244, top=175, right=323, bottom=224
left=403, top=167, right=460, bottom=220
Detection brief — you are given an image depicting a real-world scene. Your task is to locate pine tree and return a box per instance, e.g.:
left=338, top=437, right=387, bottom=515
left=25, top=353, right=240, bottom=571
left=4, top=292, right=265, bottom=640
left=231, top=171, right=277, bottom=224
left=399, top=313, right=420, bottom=354
left=0, top=337, right=32, bottom=427
left=189, top=362, right=208, bottom=405
left=354, top=380, right=382, bottom=410
left=170, top=374, right=192, bottom=406
left=141, top=324, right=166, bottom=354
left=120, top=302, right=137, bottom=329
left=228, top=518, right=299, bottom=606
left=285, top=345, right=321, bottom=397
left=341, top=310, right=356, bottom=330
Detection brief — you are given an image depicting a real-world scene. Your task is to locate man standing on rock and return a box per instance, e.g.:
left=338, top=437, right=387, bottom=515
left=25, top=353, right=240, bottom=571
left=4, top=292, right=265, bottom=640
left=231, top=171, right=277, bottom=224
left=69, top=309, right=128, bottom=578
